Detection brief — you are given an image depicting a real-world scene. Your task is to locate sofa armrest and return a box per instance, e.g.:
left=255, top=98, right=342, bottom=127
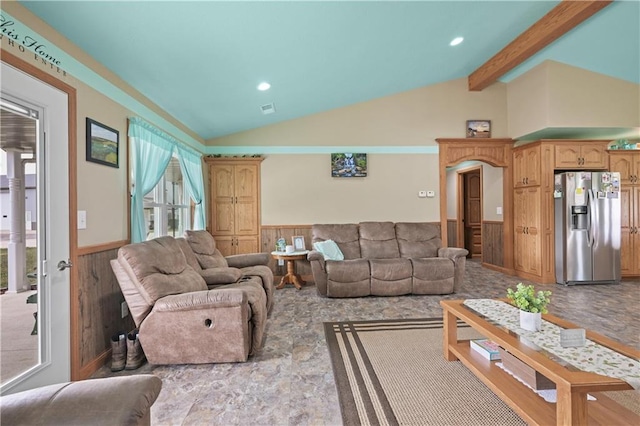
left=225, top=253, right=270, bottom=268
left=153, top=288, right=247, bottom=313
left=307, top=250, right=326, bottom=266
left=437, top=247, right=469, bottom=260
left=200, top=267, right=243, bottom=285
left=0, top=375, right=162, bottom=426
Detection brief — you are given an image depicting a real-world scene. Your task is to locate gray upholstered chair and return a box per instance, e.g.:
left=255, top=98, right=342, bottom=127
left=0, top=375, right=162, bottom=426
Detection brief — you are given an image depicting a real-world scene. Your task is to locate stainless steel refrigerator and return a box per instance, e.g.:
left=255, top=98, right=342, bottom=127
left=554, top=172, right=621, bottom=285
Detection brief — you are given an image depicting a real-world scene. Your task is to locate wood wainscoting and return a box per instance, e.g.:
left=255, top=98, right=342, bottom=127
left=482, top=221, right=504, bottom=268
left=447, top=220, right=457, bottom=247
left=447, top=220, right=504, bottom=269
left=74, top=241, right=134, bottom=379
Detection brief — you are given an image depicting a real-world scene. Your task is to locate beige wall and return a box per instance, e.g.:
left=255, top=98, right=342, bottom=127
left=547, top=61, right=640, bottom=128
left=261, top=154, right=440, bottom=224
left=209, top=78, right=508, bottom=147
left=508, top=60, right=640, bottom=139
left=507, top=62, right=550, bottom=139
left=215, top=78, right=508, bottom=224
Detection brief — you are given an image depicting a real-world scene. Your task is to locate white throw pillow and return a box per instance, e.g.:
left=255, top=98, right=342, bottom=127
left=313, top=240, right=344, bottom=261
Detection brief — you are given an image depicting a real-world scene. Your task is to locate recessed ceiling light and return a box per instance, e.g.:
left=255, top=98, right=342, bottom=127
left=450, top=37, right=464, bottom=46
left=257, top=82, right=271, bottom=91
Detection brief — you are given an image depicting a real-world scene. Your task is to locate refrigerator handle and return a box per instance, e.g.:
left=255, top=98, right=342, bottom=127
left=588, top=189, right=596, bottom=247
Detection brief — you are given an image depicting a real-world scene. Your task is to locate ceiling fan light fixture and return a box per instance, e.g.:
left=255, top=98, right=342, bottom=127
left=450, top=37, right=464, bottom=46
left=257, top=82, right=271, bottom=91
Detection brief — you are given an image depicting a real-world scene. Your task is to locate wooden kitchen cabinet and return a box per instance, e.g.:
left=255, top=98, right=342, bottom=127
left=513, top=144, right=540, bottom=187
left=609, top=151, right=640, bottom=277
left=514, top=186, right=542, bottom=277
left=206, top=157, right=263, bottom=256
left=512, top=142, right=555, bottom=283
left=554, top=142, right=608, bottom=169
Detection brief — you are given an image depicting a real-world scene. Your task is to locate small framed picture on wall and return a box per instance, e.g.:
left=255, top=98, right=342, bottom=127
left=466, top=120, right=491, bottom=138
left=86, top=117, right=119, bottom=167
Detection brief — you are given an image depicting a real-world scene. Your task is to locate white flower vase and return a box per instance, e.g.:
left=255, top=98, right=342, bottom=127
left=519, top=310, right=542, bottom=332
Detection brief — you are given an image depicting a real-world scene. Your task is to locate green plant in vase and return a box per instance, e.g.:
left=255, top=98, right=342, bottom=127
left=506, top=283, right=552, bottom=331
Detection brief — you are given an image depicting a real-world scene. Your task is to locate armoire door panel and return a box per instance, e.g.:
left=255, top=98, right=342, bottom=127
left=235, top=200, right=258, bottom=235
left=236, top=236, right=259, bottom=254
left=214, top=236, right=234, bottom=257
left=212, top=165, right=235, bottom=198
left=234, top=165, right=258, bottom=199
left=212, top=200, right=234, bottom=234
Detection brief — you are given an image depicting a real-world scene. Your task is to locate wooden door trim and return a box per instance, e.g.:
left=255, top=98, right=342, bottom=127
left=456, top=165, right=482, bottom=253
left=436, top=138, right=513, bottom=273
left=1, top=49, right=80, bottom=379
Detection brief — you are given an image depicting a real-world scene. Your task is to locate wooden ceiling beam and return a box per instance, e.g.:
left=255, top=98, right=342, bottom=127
left=468, top=0, right=612, bottom=91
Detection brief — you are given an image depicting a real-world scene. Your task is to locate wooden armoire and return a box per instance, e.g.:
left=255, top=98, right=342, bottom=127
left=205, top=157, right=263, bottom=256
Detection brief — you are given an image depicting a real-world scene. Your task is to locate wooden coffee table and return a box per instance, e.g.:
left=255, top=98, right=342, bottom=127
left=441, top=299, right=639, bottom=426
left=271, top=251, right=308, bottom=290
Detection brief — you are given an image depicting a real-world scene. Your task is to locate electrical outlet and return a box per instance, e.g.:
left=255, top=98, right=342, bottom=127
left=121, top=301, right=129, bottom=318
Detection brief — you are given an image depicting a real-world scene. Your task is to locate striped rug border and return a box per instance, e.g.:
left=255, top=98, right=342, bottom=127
left=323, top=317, right=469, bottom=426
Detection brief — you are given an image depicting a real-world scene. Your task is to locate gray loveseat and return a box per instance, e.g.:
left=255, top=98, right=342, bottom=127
left=110, top=233, right=274, bottom=365
left=308, top=222, right=468, bottom=297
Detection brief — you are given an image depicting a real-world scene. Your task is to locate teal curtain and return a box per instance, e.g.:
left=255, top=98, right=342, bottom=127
left=176, top=145, right=206, bottom=230
left=128, top=118, right=175, bottom=243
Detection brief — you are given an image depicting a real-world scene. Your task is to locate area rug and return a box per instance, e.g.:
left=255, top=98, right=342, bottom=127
left=324, top=318, right=525, bottom=426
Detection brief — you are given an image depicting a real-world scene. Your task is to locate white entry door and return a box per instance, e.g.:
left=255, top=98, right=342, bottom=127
left=1, top=61, right=70, bottom=394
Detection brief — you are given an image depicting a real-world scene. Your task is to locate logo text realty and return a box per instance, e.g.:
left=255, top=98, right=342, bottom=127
left=1, top=14, right=65, bottom=74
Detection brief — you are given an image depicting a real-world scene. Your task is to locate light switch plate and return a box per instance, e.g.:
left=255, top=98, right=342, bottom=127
left=77, top=210, right=87, bottom=229
left=426, top=190, right=435, bottom=198
left=418, top=191, right=427, bottom=198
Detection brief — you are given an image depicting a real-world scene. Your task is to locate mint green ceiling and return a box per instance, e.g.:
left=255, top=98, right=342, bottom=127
left=19, top=1, right=640, bottom=140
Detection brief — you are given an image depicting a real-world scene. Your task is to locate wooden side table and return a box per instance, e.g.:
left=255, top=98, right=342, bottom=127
left=271, top=250, right=309, bottom=290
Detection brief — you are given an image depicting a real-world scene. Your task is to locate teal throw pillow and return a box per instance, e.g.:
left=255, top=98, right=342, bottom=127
left=313, top=240, right=344, bottom=261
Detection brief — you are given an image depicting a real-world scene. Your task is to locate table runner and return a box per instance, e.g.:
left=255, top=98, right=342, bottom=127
left=463, top=299, right=640, bottom=389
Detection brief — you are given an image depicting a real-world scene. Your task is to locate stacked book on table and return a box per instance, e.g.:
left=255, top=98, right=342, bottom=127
left=470, top=338, right=502, bottom=361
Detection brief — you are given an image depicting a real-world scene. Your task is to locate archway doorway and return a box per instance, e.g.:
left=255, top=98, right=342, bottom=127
left=436, top=138, right=514, bottom=274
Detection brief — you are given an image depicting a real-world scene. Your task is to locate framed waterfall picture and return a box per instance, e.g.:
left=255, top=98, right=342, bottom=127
left=86, top=118, right=119, bottom=168
left=331, top=153, right=367, bottom=177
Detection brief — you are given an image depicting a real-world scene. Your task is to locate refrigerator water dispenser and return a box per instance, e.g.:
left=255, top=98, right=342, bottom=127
left=571, top=205, right=588, bottom=230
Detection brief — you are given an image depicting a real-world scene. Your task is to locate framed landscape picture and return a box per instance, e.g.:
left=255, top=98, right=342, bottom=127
left=86, top=118, right=119, bottom=168
left=466, top=120, right=491, bottom=138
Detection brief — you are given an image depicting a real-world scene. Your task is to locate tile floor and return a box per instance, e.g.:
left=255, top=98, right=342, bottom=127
left=93, top=260, right=640, bottom=425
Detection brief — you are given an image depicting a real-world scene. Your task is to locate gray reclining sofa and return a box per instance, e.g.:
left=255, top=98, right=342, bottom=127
left=308, top=222, right=468, bottom=297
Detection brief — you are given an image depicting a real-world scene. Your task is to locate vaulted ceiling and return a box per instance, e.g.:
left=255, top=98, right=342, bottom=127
left=20, top=1, right=640, bottom=140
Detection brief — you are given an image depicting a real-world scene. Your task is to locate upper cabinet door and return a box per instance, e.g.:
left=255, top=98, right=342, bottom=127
left=555, top=143, right=607, bottom=169
left=609, top=152, right=634, bottom=185
left=580, top=144, right=607, bottom=169
left=513, top=145, right=539, bottom=187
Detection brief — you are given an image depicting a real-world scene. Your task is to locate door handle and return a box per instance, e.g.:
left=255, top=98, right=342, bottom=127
left=57, top=260, right=73, bottom=271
